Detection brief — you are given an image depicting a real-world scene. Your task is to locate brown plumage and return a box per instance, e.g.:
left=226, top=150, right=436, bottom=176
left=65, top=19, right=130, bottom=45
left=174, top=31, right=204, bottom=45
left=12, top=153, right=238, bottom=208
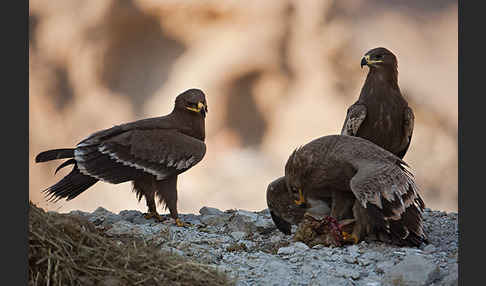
left=35, top=88, right=208, bottom=226
left=266, top=177, right=308, bottom=235
left=285, top=134, right=427, bottom=247
left=267, top=176, right=336, bottom=235
left=342, top=47, right=414, bottom=159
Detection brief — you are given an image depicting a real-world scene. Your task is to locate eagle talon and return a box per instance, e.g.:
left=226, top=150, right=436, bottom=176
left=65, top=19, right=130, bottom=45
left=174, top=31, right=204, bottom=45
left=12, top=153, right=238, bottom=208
left=144, top=212, right=165, bottom=222
left=342, top=231, right=359, bottom=244
left=175, top=218, right=192, bottom=227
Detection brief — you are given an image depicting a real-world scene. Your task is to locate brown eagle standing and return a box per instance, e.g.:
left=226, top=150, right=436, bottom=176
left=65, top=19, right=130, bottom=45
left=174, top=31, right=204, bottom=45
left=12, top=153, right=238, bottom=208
left=35, top=88, right=208, bottom=227
left=285, top=135, right=427, bottom=247
left=342, top=47, right=414, bottom=159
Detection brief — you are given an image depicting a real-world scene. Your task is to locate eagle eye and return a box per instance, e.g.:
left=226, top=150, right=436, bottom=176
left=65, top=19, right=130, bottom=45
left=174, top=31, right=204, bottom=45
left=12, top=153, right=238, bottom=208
left=375, top=54, right=383, bottom=59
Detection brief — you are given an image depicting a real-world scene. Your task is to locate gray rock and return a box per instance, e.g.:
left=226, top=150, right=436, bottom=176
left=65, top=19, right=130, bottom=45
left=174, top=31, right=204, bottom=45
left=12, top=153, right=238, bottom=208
left=180, top=214, right=203, bottom=225
left=375, top=260, right=395, bottom=274
left=58, top=207, right=457, bottom=286
left=277, top=246, right=295, bottom=255
left=358, top=257, right=372, bottom=266
left=199, top=206, right=224, bottom=216
left=309, top=275, right=353, bottom=286
left=363, top=281, right=381, bottom=286
left=105, top=221, right=137, bottom=236
left=294, top=241, right=310, bottom=250
left=200, top=214, right=228, bottom=226
left=254, top=217, right=275, bottom=232
left=383, top=254, right=441, bottom=286
left=230, top=231, right=247, bottom=240
left=241, top=240, right=256, bottom=249
left=118, top=210, right=148, bottom=224
left=68, top=210, right=90, bottom=217
left=270, top=235, right=283, bottom=243
left=440, top=263, right=458, bottom=286
left=235, top=210, right=258, bottom=220
left=335, top=266, right=361, bottom=280
left=422, top=244, right=436, bottom=254
left=88, top=207, right=124, bottom=226
left=226, top=211, right=259, bottom=233
left=344, top=256, right=357, bottom=264
left=260, top=260, right=292, bottom=286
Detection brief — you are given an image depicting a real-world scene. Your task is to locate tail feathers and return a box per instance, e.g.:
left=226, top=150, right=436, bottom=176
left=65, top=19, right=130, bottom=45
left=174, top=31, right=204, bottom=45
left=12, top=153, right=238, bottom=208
left=55, top=159, right=76, bottom=174
left=367, top=203, right=427, bottom=247
left=43, top=164, right=98, bottom=202
left=36, top=148, right=75, bottom=163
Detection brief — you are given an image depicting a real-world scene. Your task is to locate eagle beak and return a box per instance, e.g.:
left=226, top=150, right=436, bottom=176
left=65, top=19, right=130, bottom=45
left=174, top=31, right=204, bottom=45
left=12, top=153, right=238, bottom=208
left=361, top=54, right=383, bottom=68
left=199, top=102, right=208, bottom=117
left=360, top=55, right=369, bottom=68
left=197, top=102, right=204, bottom=110
left=294, top=189, right=306, bottom=206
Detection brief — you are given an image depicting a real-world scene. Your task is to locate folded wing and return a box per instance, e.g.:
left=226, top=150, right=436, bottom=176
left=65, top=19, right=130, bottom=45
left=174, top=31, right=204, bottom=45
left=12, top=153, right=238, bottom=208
left=349, top=160, right=426, bottom=244
left=74, top=129, right=206, bottom=183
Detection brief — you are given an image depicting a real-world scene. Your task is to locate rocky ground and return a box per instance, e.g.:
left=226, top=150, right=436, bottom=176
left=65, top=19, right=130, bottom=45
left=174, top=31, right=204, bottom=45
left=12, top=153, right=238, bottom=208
left=65, top=207, right=458, bottom=286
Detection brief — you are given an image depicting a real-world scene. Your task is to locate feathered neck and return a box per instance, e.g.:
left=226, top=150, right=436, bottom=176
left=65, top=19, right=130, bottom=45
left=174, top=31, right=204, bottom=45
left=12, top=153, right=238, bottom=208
left=171, top=108, right=206, bottom=141
left=364, top=65, right=400, bottom=92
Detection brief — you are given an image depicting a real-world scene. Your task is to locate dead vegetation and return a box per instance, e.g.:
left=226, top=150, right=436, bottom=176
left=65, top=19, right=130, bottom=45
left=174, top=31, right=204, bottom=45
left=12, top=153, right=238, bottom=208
left=28, top=202, right=234, bottom=286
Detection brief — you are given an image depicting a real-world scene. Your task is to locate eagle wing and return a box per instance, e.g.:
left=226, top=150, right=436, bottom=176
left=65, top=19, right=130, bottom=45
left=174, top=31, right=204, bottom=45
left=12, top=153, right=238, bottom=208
left=74, top=128, right=206, bottom=183
left=396, top=106, right=414, bottom=159
left=341, top=104, right=367, bottom=136
left=349, top=161, right=426, bottom=242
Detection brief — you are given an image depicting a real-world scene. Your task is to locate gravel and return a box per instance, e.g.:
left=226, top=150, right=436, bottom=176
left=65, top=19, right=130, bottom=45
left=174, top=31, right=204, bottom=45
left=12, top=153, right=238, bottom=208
left=69, top=207, right=458, bottom=286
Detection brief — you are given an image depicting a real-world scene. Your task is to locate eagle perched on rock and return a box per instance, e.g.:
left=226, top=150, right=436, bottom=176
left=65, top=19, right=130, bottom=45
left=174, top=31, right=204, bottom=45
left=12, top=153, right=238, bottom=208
left=284, top=135, right=427, bottom=247
left=342, top=47, right=414, bottom=159
left=35, top=88, right=208, bottom=226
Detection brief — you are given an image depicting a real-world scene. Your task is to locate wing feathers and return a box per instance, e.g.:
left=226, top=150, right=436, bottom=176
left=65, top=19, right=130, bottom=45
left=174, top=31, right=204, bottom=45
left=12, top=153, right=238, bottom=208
left=350, top=161, right=426, bottom=245
left=73, top=129, right=205, bottom=183
left=341, top=104, right=367, bottom=136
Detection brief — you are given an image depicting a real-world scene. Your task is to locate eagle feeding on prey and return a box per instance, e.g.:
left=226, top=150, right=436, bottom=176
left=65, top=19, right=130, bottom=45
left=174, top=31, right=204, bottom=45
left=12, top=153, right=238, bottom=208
left=284, top=135, right=427, bottom=247
left=35, top=88, right=208, bottom=227
left=267, top=47, right=423, bottom=246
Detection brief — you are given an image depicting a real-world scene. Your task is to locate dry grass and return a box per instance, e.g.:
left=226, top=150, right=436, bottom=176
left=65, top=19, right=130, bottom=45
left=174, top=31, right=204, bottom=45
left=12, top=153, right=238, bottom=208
left=28, top=202, right=234, bottom=286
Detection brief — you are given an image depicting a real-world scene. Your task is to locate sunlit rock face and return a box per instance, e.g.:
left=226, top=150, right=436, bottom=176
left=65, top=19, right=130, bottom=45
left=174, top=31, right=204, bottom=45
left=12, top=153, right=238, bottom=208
left=29, top=0, right=457, bottom=214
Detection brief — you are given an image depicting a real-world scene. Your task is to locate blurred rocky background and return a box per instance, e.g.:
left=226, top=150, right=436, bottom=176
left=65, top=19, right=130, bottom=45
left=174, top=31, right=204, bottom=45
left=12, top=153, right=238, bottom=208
left=29, top=0, right=457, bottom=214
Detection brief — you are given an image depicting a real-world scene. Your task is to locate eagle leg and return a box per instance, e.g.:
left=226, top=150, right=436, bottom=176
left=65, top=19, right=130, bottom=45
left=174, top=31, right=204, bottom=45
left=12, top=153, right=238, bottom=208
left=342, top=200, right=373, bottom=244
left=170, top=204, right=192, bottom=227
left=133, top=177, right=166, bottom=222
left=144, top=192, right=165, bottom=222
left=154, top=176, right=191, bottom=227
left=144, top=211, right=165, bottom=222
left=339, top=218, right=359, bottom=244
left=330, top=191, right=355, bottom=220
left=175, top=218, right=192, bottom=227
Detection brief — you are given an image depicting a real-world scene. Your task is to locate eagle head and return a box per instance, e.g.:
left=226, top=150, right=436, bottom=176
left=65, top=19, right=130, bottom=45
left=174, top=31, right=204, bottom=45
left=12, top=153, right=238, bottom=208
left=361, top=47, right=398, bottom=70
left=285, top=147, right=310, bottom=207
left=175, top=88, right=209, bottom=118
